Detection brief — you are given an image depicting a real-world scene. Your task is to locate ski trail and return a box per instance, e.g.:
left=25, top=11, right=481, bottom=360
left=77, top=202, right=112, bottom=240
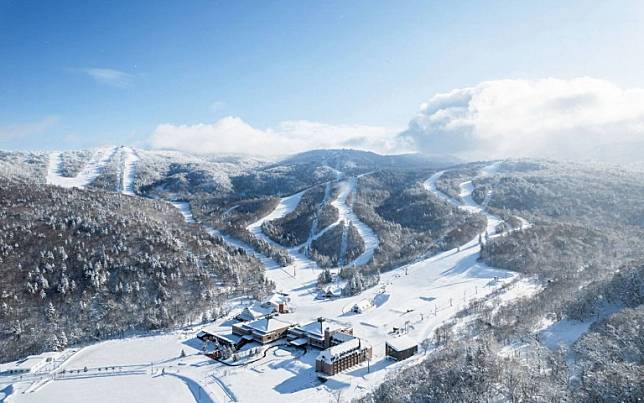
left=245, top=190, right=314, bottom=260
left=246, top=191, right=306, bottom=241
left=120, top=146, right=139, bottom=196
left=328, top=177, right=379, bottom=267
left=338, top=223, right=348, bottom=267
left=303, top=182, right=332, bottom=252
left=424, top=162, right=530, bottom=239
left=170, top=201, right=281, bottom=270
left=46, top=146, right=118, bottom=189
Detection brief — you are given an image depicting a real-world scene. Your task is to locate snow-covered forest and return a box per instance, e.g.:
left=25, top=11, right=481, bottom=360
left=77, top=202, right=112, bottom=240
left=0, top=148, right=642, bottom=402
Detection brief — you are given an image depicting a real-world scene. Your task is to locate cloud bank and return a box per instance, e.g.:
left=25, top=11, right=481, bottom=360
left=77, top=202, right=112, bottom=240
left=399, top=78, right=644, bottom=162
left=149, top=78, right=644, bottom=162
left=149, top=117, right=409, bottom=156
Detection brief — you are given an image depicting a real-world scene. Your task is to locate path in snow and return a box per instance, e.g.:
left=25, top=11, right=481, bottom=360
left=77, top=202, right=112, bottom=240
left=329, top=177, right=379, bottom=266
left=216, top=162, right=533, bottom=401
left=120, top=147, right=139, bottom=196
left=4, top=162, right=540, bottom=403
left=242, top=176, right=381, bottom=298
left=249, top=176, right=380, bottom=270
left=170, top=201, right=281, bottom=271
left=46, top=146, right=118, bottom=189
left=244, top=190, right=325, bottom=292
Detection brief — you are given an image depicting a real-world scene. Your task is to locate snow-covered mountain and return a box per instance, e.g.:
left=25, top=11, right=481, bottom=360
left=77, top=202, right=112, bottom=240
left=0, top=147, right=642, bottom=402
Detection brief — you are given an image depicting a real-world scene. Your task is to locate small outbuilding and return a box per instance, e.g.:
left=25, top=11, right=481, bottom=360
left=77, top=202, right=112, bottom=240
left=385, top=335, right=418, bottom=361
left=262, top=294, right=290, bottom=314
left=235, top=303, right=275, bottom=322
left=351, top=299, right=372, bottom=314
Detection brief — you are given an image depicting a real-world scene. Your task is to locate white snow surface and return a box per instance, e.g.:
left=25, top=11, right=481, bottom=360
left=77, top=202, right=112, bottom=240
left=4, top=162, right=538, bottom=403
left=46, top=146, right=118, bottom=189
left=329, top=177, right=379, bottom=266
left=538, top=319, right=593, bottom=350
left=120, top=146, right=139, bottom=195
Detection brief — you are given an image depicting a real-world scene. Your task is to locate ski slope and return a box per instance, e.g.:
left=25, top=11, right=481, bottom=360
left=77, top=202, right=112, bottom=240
left=329, top=177, right=379, bottom=266
left=46, top=147, right=117, bottom=189
left=3, top=162, right=537, bottom=403
left=120, top=147, right=139, bottom=196
left=247, top=175, right=380, bottom=274
left=170, top=201, right=281, bottom=271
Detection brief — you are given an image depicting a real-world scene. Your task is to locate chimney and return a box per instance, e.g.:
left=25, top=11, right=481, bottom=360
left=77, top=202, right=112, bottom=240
left=317, top=317, right=325, bottom=335
left=324, top=327, right=332, bottom=348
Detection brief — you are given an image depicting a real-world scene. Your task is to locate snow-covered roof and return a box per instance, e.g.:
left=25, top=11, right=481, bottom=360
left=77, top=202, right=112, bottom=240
left=386, top=335, right=417, bottom=352
left=298, top=321, right=325, bottom=336
left=331, top=332, right=354, bottom=344
left=237, top=303, right=274, bottom=321
left=245, top=317, right=292, bottom=334
left=0, top=355, right=48, bottom=373
left=352, top=299, right=372, bottom=311
left=291, top=319, right=350, bottom=338
left=316, top=337, right=361, bottom=364
left=199, top=322, right=224, bottom=336
left=213, top=332, right=242, bottom=345
left=289, top=337, right=309, bottom=347
left=264, top=294, right=289, bottom=305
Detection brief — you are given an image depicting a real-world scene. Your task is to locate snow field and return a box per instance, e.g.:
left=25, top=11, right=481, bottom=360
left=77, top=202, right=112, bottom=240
left=46, top=146, right=118, bottom=189
left=120, top=146, right=139, bottom=195
left=5, top=161, right=540, bottom=403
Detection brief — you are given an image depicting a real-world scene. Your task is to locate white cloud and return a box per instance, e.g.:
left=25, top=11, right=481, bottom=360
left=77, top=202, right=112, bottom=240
left=149, top=116, right=409, bottom=156
left=0, top=116, right=59, bottom=141
left=81, top=68, right=134, bottom=88
left=399, top=78, right=644, bottom=163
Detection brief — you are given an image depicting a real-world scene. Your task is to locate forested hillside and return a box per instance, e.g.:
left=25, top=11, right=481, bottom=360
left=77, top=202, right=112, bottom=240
left=361, top=161, right=644, bottom=403
left=0, top=179, right=272, bottom=362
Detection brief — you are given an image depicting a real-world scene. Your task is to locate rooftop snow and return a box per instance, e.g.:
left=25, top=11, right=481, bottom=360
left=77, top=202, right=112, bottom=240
left=316, top=337, right=361, bottom=364
left=288, top=337, right=309, bottom=347
left=0, top=355, right=48, bottom=373
left=386, top=335, right=417, bottom=352
left=243, top=317, right=292, bottom=334
left=239, top=303, right=274, bottom=320
left=293, top=320, right=348, bottom=337
left=332, top=332, right=355, bottom=344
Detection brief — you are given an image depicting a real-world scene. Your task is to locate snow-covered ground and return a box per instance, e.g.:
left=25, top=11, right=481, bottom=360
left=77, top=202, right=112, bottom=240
left=536, top=304, right=620, bottom=351
left=120, top=147, right=139, bottom=196
left=46, top=147, right=117, bottom=189
left=4, top=162, right=537, bottom=403
left=170, top=200, right=282, bottom=271
left=328, top=177, right=379, bottom=266
left=244, top=174, right=380, bottom=283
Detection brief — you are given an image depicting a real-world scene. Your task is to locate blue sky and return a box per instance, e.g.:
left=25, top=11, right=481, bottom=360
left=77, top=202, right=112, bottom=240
left=1, top=0, right=643, bottom=153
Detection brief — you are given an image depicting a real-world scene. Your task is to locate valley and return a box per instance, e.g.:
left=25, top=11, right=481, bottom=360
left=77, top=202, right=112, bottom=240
left=0, top=148, right=642, bottom=402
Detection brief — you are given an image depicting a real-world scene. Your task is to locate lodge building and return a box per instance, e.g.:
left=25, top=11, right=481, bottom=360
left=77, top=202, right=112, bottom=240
left=232, top=316, right=293, bottom=344
left=385, top=335, right=418, bottom=361
left=287, top=318, right=353, bottom=349
left=315, top=336, right=372, bottom=376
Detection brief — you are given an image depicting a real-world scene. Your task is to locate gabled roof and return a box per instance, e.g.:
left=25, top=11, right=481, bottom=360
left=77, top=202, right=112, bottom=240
left=244, top=317, right=292, bottom=334
left=213, top=332, right=242, bottom=345
left=291, top=319, right=350, bottom=338
left=264, top=293, right=289, bottom=305
left=238, top=303, right=274, bottom=321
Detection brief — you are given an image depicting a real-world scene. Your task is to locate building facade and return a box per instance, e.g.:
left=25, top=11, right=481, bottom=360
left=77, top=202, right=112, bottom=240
left=315, top=337, right=372, bottom=376
left=385, top=336, right=418, bottom=361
